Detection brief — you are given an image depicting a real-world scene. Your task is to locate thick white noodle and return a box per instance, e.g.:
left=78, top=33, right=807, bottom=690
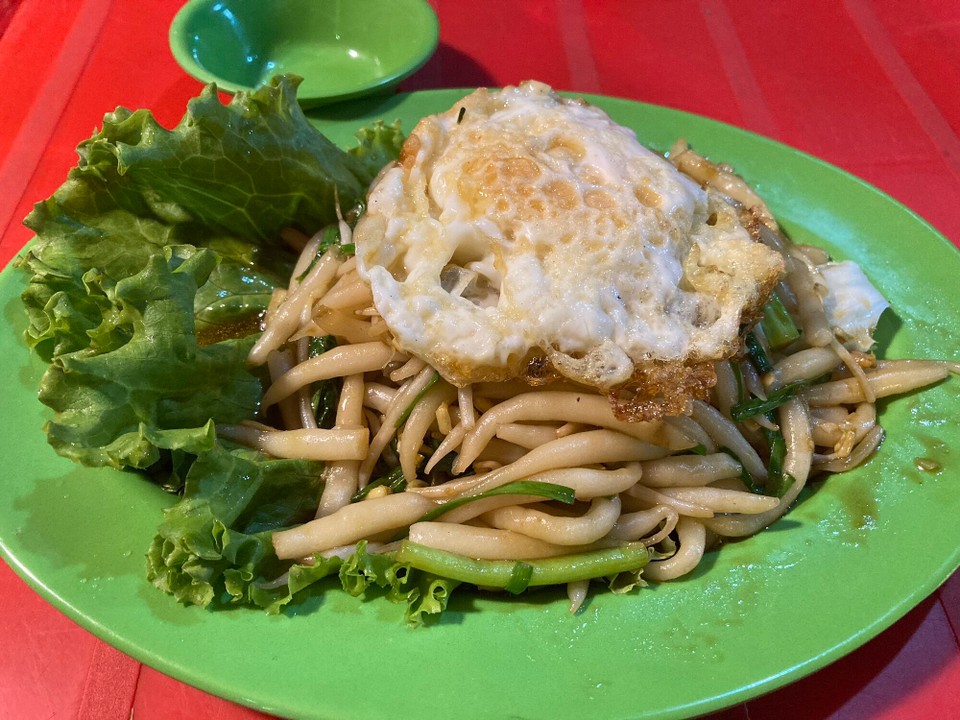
left=390, top=356, right=428, bottom=383
left=769, top=346, right=840, bottom=388
left=274, top=493, right=438, bottom=559
left=398, top=383, right=457, bottom=482
left=417, top=429, right=670, bottom=500
left=784, top=249, right=833, bottom=347
left=249, top=250, right=340, bottom=366
left=435, top=494, right=548, bottom=524
left=804, top=361, right=952, bottom=406
left=625, top=484, right=713, bottom=519
left=407, top=522, right=573, bottom=560
left=262, top=342, right=395, bottom=408
left=605, top=505, right=679, bottom=545
left=317, top=373, right=366, bottom=517
left=482, top=497, right=622, bottom=546
left=664, top=416, right=714, bottom=453
left=656, top=487, right=779, bottom=514
left=812, top=402, right=876, bottom=457
left=358, top=366, right=437, bottom=486
left=320, top=271, right=373, bottom=310
left=639, top=453, right=743, bottom=487
left=704, top=397, right=813, bottom=537
left=494, top=423, right=562, bottom=449
left=815, top=425, right=885, bottom=473
left=642, top=517, right=707, bottom=581
left=363, top=382, right=397, bottom=413
left=217, top=425, right=369, bottom=462
left=266, top=349, right=303, bottom=431
left=567, top=580, right=589, bottom=613
left=713, top=360, right=739, bottom=418
left=831, top=337, right=876, bottom=403
left=458, top=385, right=476, bottom=430
left=424, top=421, right=469, bottom=473
left=689, top=400, right=767, bottom=481
left=288, top=230, right=325, bottom=287
left=456, top=392, right=687, bottom=473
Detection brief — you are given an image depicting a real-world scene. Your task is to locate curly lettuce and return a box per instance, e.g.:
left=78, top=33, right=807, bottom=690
left=16, top=76, right=449, bottom=620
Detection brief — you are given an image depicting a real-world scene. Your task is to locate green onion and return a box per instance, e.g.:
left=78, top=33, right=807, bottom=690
left=745, top=332, right=773, bottom=374
left=719, top=446, right=762, bottom=494
left=773, top=472, right=796, bottom=498
left=394, top=372, right=440, bottom=428
left=307, top=336, right=340, bottom=427
left=317, top=224, right=341, bottom=253
left=395, top=542, right=649, bottom=589
left=730, top=381, right=809, bottom=422
left=505, top=562, right=534, bottom=594
left=731, top=361, right=746, bottom=405
left=352, top=467, right=407, bottom=502
left=312, top=381, right=340, bottom=428
left=763, top=422, right=786, bottom=478
left=760, top=419, right=795, bottom=498
left=416, top=480, right=576, bottom=524
left=723, top=414, right=796, bottom=498
left=687, top=443, right=708, bottom=456
left=308, top=335, right=337, bottom=357
left=296, top=226, right=341, bottom=281
left=760, top=294, right=801, bottom=350
left=338, top=243, right=356, bottom=256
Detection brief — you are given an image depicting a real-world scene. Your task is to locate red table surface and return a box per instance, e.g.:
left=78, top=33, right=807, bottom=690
left=1, top=1, right=958, bottom=718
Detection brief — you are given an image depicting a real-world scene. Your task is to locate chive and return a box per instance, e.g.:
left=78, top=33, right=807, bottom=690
left=763, top=422, right=786, bottom=479
left=296, top=226, right=341, bottom=281
left=352, top=466, right=407, bottom=502
left=760, top=294, right=801, bottom=350
left=396, top=542, right=649, bottom=589
left=394, top=372, right=440, bottom=428
left=308, top=335, right=337, bottom=357
left=505, top=562, right=534, bottom=594
left=312, top=380, right=340, bottom=428
left=730, top=381, right=809, bottom=422
left=760, top=419, right=794, bottom=497
left=687, top=443, right=708, bottom=456
left=317, top=224, right=341, bottom=253
left=745, top=332, right=773, bottom=374
left=417, top=480, right=576, bottom=524
left=719, top=446, right=762, bottom=494
left=338, top=243, right=356, bottom=256
left=774, top=473, right=797, bottom=499
left=731, top=361, right=746, bottom=404
left=304, top=336, right=341, bottom=426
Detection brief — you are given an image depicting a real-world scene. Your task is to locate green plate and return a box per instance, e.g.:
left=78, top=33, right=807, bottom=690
left=1, top=90, right=958, bottom=720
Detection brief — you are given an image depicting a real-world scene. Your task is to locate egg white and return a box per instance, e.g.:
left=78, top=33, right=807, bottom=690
left=354, top=81, right=784, bottom=393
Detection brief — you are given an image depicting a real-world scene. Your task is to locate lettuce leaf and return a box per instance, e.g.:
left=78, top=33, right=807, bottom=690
left=38, top=247, right=260, bottom=470
left=147, top=441, right=325, bottom=606
left=19, top=75, right=394, bottom=470
left=18, top=76, right=447, bottom=619
left=147, top=444, right=458, bottom=626
left=21, top=76, right=372, bottom=360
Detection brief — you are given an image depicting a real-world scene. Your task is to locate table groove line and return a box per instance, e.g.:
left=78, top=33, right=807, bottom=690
left=0, top=0, right=115, bottom=251
left=842, top=0, right=960, bottom=183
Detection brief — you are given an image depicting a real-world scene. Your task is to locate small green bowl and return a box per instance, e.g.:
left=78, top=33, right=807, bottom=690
left=169, top=0, right=439, bottom=107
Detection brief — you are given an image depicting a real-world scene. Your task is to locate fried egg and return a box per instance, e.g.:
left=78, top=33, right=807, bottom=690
left=817, top=260, right=889, bottom=351
left=354, top=81, right=784, bottom=417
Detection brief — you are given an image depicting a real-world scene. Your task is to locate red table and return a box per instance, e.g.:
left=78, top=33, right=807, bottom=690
left=1, top=1, right=958, bottom=718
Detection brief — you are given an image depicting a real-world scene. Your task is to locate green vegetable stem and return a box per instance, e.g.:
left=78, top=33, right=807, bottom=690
left=396, top=542, right=650, bottom=594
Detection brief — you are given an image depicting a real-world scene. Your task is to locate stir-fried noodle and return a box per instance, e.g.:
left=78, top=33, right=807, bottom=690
left=218, top=141, right=957, bottom=612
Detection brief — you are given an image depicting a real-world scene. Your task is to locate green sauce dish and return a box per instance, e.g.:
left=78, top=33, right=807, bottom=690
left=169, top=0, right=439, bottom=107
